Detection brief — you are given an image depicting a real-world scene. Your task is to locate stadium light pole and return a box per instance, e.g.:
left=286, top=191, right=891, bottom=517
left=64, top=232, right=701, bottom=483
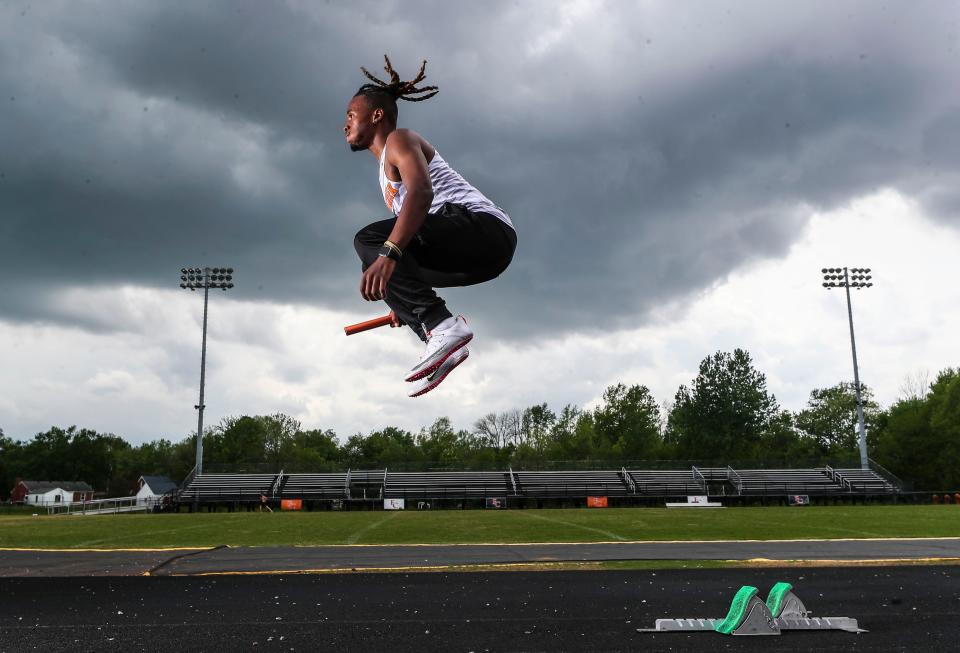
left=821, top=266, right=873, bottom=470
left=180, top=266, right=235, bottom=476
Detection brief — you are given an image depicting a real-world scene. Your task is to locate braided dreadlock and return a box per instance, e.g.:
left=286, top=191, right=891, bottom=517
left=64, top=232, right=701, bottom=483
left=354, top=55, right=439, bottom=123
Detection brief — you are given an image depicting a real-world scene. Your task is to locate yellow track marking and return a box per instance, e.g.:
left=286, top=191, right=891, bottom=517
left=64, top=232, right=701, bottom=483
left=0, top=546, right=217, bottom=553
left=3, top=535, right=958, bottom=552
left=165, top=556, right=960, bottom=576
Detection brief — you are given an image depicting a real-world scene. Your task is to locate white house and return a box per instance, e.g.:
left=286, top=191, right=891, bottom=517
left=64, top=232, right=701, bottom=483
left=11, top=480, right=95, bottom=505
left=136, top=475, right=178, bottom=505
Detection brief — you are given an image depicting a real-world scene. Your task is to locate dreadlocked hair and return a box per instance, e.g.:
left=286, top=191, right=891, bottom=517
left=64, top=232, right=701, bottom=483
left=355, top=55, right=439, bottom=123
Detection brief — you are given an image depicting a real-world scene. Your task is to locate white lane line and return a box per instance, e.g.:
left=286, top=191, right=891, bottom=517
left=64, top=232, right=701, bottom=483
left=345, top=511, right=401, bottom=545
left=522, top=512, right=627, bottom=542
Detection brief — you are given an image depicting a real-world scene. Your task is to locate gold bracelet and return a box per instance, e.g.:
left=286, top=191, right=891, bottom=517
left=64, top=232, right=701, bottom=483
left=383, top=240, right=403, bottom=257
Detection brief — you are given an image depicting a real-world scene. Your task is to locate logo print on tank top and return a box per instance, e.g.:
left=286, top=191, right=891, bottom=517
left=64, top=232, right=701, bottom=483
left=383, top=183, right=398, bottom=211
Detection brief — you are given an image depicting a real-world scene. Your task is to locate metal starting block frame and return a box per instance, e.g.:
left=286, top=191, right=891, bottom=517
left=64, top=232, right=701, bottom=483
left=640, top=582, right=866, bottom=636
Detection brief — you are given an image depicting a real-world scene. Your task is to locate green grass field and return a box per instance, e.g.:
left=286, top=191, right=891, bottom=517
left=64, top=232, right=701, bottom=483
left=1, top=505, right=958, bottom=550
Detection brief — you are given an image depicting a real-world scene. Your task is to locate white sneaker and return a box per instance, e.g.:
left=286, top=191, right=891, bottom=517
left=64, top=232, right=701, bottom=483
left=408, top=347, right=469, bottom=397
left=404, top=315, right=473, bottom=382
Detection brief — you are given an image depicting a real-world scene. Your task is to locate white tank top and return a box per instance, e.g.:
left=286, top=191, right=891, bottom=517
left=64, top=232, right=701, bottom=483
left=378, top=145, right=514, bottom=229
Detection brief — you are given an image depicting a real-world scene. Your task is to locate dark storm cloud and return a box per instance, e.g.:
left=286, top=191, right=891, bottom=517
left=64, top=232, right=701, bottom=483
left=2, top=1, right=958, bottom=339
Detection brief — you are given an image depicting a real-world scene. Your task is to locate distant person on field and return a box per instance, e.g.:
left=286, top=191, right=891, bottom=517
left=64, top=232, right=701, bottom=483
left=259, top=493, right=273, bottom=513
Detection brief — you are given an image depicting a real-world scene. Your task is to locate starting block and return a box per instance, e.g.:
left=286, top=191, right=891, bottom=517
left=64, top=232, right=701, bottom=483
left=640, top=582, right=866, bottom=635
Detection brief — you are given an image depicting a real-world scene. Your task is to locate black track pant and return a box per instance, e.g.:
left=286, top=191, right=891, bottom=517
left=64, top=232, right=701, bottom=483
left=354, top=202, right=517, bottom=341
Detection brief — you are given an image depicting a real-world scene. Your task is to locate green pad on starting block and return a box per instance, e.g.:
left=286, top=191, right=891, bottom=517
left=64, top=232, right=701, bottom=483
left=714, top=585, right=759, bottom=634
left=765, top=582, right=793, bottom=618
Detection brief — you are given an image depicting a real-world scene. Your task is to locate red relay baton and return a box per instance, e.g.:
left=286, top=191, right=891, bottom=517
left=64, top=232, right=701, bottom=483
left=344, top=314, right=393, bottom=336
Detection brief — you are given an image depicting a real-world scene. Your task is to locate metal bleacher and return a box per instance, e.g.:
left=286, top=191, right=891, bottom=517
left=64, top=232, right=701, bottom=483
left=383, top=471, right=512, bottom=499
left=346, top=469, right=385, bottom=499
left=733, top=468, right=845, bottom=495
left=513, top=470, right=631, bottom=497
left=626, top=469, right=705, bottom=496
left=178, top=464, right=900, bottom=505
left=833, top=468, right=898, bottom=493
left=179, top=473, right=278, bottom=501
left=282, top=472, right=349, bottom=499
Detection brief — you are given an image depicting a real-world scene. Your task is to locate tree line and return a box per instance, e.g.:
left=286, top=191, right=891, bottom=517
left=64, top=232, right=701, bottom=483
left=2, top=349, right=957, bottom=498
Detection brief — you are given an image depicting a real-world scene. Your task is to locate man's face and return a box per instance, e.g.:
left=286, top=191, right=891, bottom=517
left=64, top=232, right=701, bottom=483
left=344, top=96, right=376, bottom=152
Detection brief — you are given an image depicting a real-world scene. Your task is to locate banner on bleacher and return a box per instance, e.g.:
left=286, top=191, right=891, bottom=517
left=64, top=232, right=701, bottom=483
left=687, top=495, right=709, bottom=504
left=788, top=494, right=810, bottom=506
left=384, top=498, right=405, bottom=510
left=280, top=499, right=302, bottom=511
left=485, top=497, right=506, bottom=509
left=587, top=496, right=608, bottom=508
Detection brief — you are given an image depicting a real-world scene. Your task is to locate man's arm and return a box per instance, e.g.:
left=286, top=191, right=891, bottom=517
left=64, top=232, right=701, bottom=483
left=385, top=129, right=434, bottom=250
left=360, top=129, right=433, bottom=302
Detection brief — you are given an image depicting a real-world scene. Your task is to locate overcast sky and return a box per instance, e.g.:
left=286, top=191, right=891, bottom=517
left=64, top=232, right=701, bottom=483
left=2, top=1, right=958, bottom=445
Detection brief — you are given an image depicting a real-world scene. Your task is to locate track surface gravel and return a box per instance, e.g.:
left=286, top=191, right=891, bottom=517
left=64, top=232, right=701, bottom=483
left=1, top=566, right=958, bottom=652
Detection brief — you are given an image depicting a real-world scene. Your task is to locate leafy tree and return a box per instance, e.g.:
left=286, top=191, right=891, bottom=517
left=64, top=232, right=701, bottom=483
left=0, top=431, right=21, bottom=500
left=875, top=397, right=930, bottom=487
left=15, top=426, right=128, bottom=491
left=794, top=382, right=882, bottom=460
left=342, top=426, right=419, bottom=468
left=925, top=369, right=960, bottom=488
left=283, top=428, right=341, bottom=472
left=416, top=417, right=466, bottom=466
left=169, top=436, right=199, bottom=480
left=753, top=410, right=807, bottom=464
left=520, top=404, right=556, bottom=454
left=207, top=416, right=267, bottom=468
left=593, top=383, right=662, bottom=460
left=261, top=413, right=302, bottom=472
left=111, top=438, right=188, bottom=494
left=876, top=368, right=960, bottom=489
left=545, top=404, right=582, bottom=457
left=545, top=408, right=598, bottom=462
left=667, top=349, right=785, bottom=461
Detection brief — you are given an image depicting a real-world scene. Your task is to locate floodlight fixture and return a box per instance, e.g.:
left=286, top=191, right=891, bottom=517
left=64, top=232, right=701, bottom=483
left=178, top=266, right=236, bottom=476
left=819, top=265, right=874, bottom=470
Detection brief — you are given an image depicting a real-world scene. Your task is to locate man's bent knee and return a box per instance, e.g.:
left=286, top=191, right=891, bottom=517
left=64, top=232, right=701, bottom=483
left=354, top=219, right=395, bottom=251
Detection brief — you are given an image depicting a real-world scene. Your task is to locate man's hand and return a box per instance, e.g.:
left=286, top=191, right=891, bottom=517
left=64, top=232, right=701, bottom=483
left=360, top=256, right=396, bottom=301
left=389, top=310, right=403, bottom=327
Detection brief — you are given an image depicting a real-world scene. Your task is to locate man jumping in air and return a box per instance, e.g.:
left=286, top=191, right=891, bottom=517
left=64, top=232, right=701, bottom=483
left=345, top=56, right=517, bottom=397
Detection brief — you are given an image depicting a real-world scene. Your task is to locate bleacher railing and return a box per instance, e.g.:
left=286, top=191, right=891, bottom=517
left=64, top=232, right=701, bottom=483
left=46, top=496, right=150, bottom=515
left=727, top=466, right=743, bottom=494
left=824, top=465, right=838, bottom=483
left=692, top=466, right=707, bottom=492
left=181, top=464, right=198, bottom=490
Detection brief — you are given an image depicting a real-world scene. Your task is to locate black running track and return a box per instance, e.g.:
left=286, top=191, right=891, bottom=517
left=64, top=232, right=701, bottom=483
left=1, top=566, right=959, bottom=652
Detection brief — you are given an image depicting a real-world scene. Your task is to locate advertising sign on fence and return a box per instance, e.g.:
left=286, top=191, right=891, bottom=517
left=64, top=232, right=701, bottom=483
left=788, top=494, right=811, bottom=506
left=587, top=496, right=608, bottom=508
left=485, top=497, right=506, bottom=509
left=280, top=499, right=302, bottom=511
left=384, top=498, right=405, bottom=510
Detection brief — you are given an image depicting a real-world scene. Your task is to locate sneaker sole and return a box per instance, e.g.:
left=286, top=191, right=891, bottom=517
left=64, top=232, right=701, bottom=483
left=409, top=349, right=470, bottom=397
left=404, top=334, right=473, bottom=382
